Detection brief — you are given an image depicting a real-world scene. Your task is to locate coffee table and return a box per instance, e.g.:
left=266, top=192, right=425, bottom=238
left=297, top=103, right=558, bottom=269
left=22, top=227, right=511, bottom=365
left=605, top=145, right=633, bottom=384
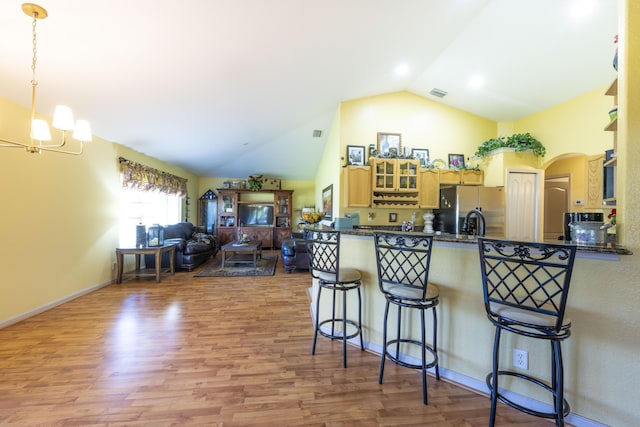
left=221, top=240, right=262, bottom=268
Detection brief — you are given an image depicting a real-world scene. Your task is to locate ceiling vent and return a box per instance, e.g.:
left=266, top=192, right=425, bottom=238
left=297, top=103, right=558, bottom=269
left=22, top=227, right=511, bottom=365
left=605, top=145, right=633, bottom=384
left=429, top=88, right=448, bottom=98
left=312, top=130, right=323, bottom=138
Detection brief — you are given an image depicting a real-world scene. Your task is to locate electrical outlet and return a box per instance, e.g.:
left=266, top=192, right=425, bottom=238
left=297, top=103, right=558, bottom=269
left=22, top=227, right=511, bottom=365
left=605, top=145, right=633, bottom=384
left=513, top=349, right=529, bottom=370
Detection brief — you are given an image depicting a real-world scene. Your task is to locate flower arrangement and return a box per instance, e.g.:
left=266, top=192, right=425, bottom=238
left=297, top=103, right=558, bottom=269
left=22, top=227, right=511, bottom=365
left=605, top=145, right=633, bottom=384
left=608, top=208, right=616, bottom=226
left=247, top=174, right=266, bottom=191
left=302, top=211, right=324, bottom=224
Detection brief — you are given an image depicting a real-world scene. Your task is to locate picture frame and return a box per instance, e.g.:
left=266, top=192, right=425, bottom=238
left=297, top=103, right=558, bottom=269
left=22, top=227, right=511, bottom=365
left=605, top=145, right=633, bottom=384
left=322, top=184, right=333, bottom=220
left=411, top=148, right=430, bottom=167
left=448, top=153, right=465, bottom=169
left=389, top=213, right=397, bottom=223
left=346, top=145, right=366, bottom=166
left=377, top=132, right=402, bottom=157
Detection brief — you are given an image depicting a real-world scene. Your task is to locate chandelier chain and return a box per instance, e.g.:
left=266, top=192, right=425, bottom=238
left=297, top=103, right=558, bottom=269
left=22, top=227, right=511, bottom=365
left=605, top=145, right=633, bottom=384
left=31, top=13, right=38, bottom=86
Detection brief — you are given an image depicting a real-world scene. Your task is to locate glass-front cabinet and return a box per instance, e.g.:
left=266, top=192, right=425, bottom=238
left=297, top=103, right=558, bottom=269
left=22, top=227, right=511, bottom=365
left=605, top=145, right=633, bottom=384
left=371, top=158, right=420, bottom=208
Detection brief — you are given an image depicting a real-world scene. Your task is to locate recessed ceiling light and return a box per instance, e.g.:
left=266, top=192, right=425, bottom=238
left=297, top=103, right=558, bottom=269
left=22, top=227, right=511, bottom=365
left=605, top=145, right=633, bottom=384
left=469, top=75, right=484, bottom=89
left=395, top=63, right=409, bottom=76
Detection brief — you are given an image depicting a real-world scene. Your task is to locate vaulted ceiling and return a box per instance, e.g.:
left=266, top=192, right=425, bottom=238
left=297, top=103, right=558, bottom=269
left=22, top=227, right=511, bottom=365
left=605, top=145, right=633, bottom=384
left=0, top=0, right=618, bottom=179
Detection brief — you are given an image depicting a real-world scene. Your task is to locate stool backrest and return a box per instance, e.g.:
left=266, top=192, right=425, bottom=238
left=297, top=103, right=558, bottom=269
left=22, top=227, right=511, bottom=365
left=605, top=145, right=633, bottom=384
left=306, top=230, right=340, bottom=280
left=477, top=238, right=577, bottom=332
left=373, top=232, right=434, bottom=301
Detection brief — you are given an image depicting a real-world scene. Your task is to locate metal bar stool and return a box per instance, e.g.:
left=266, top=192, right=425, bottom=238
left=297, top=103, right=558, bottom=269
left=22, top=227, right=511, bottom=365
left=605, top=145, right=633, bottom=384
left=373, top=232, right=440, bottom=405
left=477, top=238, right=577, bottom=427
left=307, top=229, right=364, bottom=368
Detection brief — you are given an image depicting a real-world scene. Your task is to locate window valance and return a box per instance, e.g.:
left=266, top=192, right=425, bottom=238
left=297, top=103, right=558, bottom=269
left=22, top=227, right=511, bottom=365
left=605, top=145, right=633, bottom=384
left=119, top=157, right=188, bottom=197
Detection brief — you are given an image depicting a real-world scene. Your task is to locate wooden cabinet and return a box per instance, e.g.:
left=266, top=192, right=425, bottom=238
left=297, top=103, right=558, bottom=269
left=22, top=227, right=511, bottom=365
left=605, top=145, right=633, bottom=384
left=419, top=170, right=439, bottom=208
left=198, top=189, right=218, bottom=233
left=603, top=78, right=617, bottom=206
left=438, top=170, right=460, bottom=185
left=371, top=159, right=420, bottom=208
left=216, top=189, right=293, bottom=248
left=344, top=166, right=371, bottom=207
left=586, top=154, right=604, bottom=208
left=243, top=226, right=273, bottom=248
left=461, top=170, right=483, bottom=185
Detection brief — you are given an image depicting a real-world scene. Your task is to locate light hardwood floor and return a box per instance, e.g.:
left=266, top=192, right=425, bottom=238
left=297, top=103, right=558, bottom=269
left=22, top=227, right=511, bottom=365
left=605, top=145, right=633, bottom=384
left=0, top=251, right=553, bottom=426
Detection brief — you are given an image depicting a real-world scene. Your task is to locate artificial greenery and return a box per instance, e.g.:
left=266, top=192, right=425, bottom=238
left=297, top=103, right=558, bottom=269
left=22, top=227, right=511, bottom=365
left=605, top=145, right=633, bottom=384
left=474, top=132, right=546, bottom=158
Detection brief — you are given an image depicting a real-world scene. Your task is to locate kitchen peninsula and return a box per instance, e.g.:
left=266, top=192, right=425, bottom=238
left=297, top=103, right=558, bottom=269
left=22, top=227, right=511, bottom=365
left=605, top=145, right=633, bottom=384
left=305, top=225, right=630, bottom=425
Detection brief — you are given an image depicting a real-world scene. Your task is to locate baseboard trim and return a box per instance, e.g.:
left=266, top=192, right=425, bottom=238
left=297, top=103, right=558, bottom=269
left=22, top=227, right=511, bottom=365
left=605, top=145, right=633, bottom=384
left=0, top=280, right=114, bottom=329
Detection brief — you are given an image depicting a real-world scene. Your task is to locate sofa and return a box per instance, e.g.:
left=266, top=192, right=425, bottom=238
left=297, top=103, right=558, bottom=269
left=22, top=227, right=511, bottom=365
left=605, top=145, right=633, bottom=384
left=281, top=232, right=310, bottom=273
left=144, top=222, right=218, bottom=271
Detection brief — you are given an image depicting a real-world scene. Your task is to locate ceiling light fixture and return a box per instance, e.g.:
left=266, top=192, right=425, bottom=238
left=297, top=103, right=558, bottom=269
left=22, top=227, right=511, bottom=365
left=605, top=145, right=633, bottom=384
left=0, top=3, right=91, bottom=155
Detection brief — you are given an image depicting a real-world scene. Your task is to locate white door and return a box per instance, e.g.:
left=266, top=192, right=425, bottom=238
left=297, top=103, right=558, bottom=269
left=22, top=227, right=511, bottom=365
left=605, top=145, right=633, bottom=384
left=505, top=169, right=544, bottom=241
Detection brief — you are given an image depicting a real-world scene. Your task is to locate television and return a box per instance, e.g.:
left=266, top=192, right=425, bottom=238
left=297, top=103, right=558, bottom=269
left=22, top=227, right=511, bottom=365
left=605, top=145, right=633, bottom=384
left=238, top=203, right=274, bottom=226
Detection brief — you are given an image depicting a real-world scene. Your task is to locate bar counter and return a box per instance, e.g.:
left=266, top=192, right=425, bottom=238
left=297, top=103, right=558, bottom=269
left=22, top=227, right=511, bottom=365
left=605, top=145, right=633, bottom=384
left=303, top=225, right=633, bottom=426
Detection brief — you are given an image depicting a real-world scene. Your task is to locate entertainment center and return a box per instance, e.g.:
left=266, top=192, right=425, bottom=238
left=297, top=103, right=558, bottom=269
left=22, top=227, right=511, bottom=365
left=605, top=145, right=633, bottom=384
left=217, top=188, right=293, bottom=248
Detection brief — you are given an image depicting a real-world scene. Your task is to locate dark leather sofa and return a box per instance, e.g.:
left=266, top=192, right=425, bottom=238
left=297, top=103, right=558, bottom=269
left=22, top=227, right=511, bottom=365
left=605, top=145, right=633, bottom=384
left=281, top=232, right=310, bottom=273
left=144, top=222, right=218, bottom=271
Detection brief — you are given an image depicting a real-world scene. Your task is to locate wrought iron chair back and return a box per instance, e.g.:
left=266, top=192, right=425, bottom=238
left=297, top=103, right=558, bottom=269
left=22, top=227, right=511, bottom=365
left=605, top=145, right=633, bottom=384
left=374, top=233, right=434, bottom=302
left=478, top=238, right=577, bottom=335
left=306, top=229, right=340, bottom=281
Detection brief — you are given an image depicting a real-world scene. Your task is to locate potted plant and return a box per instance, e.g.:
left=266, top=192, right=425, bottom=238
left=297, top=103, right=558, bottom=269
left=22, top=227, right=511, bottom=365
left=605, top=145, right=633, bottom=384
left=474, top=132, right=546, bottom=158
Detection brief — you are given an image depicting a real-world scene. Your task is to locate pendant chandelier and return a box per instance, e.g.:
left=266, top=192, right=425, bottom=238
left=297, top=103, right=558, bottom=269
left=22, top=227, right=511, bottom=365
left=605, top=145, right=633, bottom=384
left=0, top=3, right=92, bottom=155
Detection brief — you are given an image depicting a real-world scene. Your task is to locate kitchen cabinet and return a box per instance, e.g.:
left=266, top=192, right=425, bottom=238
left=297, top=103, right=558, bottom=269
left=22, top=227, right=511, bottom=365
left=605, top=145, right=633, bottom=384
left=419, top=170, right=439, bottom=208
left=603, top=78, right=617, bottom=206
left=585, top=154, right=604, bottom=208
left=371, top=158, right=420, bottom=208
left=344, top=166, right=371, bottom=207
left=438, top=170, right=460, bottom=185
left=460, top=170, right=483, bottom=185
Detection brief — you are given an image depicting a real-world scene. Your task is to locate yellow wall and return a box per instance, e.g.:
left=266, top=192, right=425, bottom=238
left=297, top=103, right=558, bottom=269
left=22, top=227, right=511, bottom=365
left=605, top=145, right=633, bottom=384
left=0, top=97, right=200, bottom=325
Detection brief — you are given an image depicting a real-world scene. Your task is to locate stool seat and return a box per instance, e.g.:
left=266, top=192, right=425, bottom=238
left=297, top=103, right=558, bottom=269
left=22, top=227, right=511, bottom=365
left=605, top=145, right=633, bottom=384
left=383, top=281, right=439, bottom=301
left=316, top=267, right=361, bottom=284
left=490, top=302, right=572, bottom=329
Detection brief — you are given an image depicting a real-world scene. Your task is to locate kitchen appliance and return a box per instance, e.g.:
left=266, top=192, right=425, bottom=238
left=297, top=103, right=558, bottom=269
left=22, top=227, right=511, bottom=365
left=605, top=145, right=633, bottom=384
left=434, top=186, right=505, bottom=236
left=568, top=221, right=611, bottom=244
left=563, top=212, right=603, bottom=241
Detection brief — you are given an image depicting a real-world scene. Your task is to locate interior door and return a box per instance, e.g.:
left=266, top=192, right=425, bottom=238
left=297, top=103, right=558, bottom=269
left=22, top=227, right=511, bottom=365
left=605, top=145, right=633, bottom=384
left=505, top=169, right=543, bottom=241
left=544, top=175, right=570, bottom=240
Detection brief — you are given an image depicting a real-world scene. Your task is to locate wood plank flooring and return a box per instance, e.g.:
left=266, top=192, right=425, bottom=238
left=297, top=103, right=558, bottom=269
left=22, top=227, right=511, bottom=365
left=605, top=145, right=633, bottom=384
left=0, top=251, right=554, bottom=426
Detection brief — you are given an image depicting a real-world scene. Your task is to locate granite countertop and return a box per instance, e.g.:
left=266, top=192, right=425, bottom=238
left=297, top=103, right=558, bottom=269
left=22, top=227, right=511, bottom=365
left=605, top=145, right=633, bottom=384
left=301, top=225, right=632, bottom=256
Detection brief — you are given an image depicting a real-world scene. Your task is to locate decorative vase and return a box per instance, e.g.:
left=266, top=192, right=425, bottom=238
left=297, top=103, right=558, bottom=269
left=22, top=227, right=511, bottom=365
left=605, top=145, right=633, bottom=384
left=423, top=211, right=434, bottom=233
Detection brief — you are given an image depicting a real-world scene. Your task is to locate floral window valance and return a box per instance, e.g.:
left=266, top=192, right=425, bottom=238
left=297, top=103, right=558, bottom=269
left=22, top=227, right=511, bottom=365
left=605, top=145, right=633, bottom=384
left=119, top=157, right=188, bottom=196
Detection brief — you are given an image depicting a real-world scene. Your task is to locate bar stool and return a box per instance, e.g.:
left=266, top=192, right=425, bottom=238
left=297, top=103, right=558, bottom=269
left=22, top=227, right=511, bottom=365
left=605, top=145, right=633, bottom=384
left=307, top=229, right=364, bottom=368
left=477, top=238, right=577, bottom=427
left=373, top=232, right=439, bottom=405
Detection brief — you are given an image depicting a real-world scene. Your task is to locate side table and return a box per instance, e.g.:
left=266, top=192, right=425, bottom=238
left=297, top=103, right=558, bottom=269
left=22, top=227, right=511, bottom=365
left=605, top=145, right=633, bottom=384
left=115, top=244, right=176, bottom=284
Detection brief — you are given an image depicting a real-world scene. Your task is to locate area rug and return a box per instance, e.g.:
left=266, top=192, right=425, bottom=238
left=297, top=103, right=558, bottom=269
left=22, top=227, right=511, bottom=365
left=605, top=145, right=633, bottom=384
left=194, top=255, right=278, bottom=277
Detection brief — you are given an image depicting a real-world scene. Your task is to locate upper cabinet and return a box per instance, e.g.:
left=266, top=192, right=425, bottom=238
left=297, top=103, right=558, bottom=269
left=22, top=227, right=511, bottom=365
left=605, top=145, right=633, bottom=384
left=371, top=158, right=420, bottom=208
left=344, top=166, right=371, bottom=208
left=419, top=170, right=439, bottom=208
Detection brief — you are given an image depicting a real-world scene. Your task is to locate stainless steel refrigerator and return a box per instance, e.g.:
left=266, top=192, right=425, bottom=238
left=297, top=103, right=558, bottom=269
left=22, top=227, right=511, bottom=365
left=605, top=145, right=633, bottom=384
left=434, top=186, right=505, bottom=236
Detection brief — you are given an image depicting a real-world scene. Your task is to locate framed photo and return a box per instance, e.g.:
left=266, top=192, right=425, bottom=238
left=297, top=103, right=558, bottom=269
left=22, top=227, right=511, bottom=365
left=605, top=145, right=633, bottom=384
left=377, top=132, right=402, bottom=157
left=448, top=153, right=465, bottom=169
left=389, top=213, right=397, bottom=223
left=412, top=148, right=430, bottom=167
left=346, top=145, right=366, bottom=166
left=322, top=184, right=333, bottom=220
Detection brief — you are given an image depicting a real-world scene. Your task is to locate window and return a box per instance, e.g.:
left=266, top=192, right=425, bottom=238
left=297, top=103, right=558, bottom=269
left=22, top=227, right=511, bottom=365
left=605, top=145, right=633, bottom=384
left=119, top=188, right=182, bottom=247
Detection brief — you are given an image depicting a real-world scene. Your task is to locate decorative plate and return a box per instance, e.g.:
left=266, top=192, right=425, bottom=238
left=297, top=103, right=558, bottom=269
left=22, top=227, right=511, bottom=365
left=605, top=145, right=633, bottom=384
left=432, top=158, right=446, bottom=169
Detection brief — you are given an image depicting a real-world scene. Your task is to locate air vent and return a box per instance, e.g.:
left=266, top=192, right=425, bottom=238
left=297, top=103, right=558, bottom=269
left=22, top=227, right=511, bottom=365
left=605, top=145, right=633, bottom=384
left=312, top=130, right=323, bottom=138
left=429, top=88, right=448, bottom=98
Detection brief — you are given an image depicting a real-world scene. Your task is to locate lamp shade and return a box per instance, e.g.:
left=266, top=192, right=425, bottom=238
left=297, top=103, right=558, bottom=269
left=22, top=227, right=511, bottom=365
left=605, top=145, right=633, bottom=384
left=52, top=105, right=74, bottom=131
left=31, top=119, right=51, bottom=141
left=72, top=120, right=92, bottom=142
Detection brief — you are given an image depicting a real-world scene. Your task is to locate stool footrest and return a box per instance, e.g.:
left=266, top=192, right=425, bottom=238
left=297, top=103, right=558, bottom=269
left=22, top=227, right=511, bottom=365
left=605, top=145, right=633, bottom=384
left=317, top=318, right=362, bottom=341
left=487, top=370, right=570, bottom=419
left=384, top=338, right=438, bottom=370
